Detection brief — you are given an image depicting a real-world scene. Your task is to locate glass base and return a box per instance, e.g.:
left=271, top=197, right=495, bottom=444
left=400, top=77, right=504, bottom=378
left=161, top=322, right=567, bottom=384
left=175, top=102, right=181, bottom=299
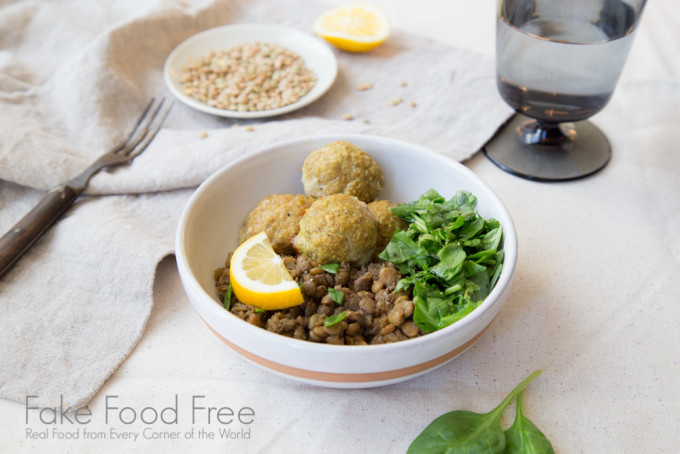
left=483, top=114, right=611, bottom=182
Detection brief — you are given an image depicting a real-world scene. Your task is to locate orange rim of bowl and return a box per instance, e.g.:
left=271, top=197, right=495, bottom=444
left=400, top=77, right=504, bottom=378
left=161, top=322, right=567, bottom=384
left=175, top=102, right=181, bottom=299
left=201, top=315, right=490, bottom=383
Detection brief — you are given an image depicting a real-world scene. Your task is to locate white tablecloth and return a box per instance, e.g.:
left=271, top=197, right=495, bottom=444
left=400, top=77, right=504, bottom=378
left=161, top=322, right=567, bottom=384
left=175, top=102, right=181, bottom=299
left=2, top=0, right=679, bottom=453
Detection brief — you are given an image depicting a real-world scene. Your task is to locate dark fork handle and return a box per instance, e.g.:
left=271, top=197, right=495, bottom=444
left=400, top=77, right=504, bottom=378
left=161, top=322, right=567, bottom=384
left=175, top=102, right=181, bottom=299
left=0, top=185, right=80, bottom=278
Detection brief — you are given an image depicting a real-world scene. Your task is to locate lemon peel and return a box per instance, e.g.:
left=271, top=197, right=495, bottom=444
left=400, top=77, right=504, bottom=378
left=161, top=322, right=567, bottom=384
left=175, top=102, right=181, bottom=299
left=313, top=3, right=390, bottom=53
left=229, top=232, right=303, bottom=310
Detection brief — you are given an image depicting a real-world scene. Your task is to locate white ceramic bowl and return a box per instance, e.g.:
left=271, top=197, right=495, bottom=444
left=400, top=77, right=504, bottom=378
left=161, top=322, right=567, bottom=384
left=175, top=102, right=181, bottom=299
left=164, top=24, right=337, bottom=118
left=175, top=134, right=517, bottom=387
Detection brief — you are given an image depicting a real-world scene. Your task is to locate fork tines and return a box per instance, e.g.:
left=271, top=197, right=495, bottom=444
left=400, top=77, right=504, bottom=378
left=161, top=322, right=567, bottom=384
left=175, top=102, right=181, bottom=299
left=118, top=98, right=173, bottom=158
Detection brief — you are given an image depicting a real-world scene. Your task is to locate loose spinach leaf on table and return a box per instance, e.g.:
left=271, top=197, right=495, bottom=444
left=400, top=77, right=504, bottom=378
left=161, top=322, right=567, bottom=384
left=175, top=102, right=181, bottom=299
left=407, top=370, right=543, bottom=454
left=504, top=391, right=555, bottom=454
left=379, top=189, right=504, bottom=332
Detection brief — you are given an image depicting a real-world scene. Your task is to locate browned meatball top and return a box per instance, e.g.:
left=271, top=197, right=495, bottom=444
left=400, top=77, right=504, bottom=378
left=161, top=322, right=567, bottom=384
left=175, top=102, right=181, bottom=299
left=294, top=194, right=378, bottom=265
left=301, top=141, right=384, bottom=203
left=238, top=194, right=315, bottom=255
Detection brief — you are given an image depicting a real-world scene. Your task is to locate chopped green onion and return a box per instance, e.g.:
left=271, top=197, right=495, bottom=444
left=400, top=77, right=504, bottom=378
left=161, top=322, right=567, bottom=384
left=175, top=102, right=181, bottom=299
left=328, top=287, right=345, bottom=305
left=324, top=312, right=346, bottom=327
left=320, top=263, right=340, bottom=274
left=223, top=283, right=232, bottom=310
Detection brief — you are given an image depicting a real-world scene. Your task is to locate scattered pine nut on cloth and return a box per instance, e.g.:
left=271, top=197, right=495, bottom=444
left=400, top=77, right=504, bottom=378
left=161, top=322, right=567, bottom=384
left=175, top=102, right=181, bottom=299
left=0, top=0, right=512, bottom=409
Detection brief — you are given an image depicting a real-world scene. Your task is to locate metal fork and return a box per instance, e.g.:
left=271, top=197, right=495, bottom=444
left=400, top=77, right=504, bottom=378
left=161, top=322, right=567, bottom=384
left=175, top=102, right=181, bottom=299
left=0, top=98, right=173, bottom=279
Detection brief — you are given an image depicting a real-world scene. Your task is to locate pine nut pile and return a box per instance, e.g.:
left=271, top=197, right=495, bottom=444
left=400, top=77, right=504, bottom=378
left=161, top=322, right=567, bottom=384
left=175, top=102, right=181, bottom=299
left=179, top=42, right=317, bottom=112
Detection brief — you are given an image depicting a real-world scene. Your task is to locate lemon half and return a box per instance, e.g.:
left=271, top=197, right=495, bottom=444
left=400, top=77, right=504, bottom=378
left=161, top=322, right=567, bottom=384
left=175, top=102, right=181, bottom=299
left=229, top=232, right=303, bottom=310
left=313, top=3, right=390, bottom=52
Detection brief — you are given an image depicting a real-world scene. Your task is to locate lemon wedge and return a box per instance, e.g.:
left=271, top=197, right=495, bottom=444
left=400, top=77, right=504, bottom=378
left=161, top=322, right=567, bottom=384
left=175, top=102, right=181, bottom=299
left=229, top=232, right=304, bottom=310
left=313, top=3, right=390, bottom=52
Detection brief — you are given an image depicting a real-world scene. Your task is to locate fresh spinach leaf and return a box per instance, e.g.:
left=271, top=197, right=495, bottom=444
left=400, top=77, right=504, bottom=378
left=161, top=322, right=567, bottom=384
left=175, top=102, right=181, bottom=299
left=407, top=370, right=543, bottom=454
left=432, top=243, right=466, bottom=280
left=412, top=293, right=444, bottom=333
left=324, top=312, right=346, bottom=327
left=451, top=190, right=477, bottom=210
left=328, top=287, right=345, bottom=305
left=482, top=227, right=504, bottom=252
left=438, top=300, right=479, bottom=327
left=320, top=263, right=340, bottom=274
left=468, top=249, right=498, bottom=264
left=489, top=251, right=505, bottom=290
left=379, top=231, right=427, bottom=265
left=466, top=266, right=490, bottom=301
left=382, top=189, right=504, bottom=332
left=504, top=391, right=556, bottom=454
left=459, top=214, right=485, bottom=239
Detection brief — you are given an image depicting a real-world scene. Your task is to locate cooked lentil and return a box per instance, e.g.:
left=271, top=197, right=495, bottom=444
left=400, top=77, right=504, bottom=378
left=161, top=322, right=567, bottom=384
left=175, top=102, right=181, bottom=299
left=215, top=253, right=424, bottom=345
left=179, top=42, right=317, bottom=112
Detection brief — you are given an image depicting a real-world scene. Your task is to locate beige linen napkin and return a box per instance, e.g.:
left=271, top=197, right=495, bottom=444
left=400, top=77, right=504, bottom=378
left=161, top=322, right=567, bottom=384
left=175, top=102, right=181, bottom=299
left=0, top=0, right=512, bottom=408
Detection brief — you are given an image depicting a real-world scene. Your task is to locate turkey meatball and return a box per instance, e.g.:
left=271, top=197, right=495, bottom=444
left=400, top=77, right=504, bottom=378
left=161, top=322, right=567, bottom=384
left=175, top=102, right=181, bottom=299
left=294, top=194, right=378, bottom=265
left=301, top=141, right=384, bottom=203
left=238, top=194, right=315, bottom=255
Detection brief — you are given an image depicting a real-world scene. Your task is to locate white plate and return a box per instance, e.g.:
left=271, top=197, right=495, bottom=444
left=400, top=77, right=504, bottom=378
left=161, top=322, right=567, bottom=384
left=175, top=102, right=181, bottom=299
left=163, top=24, right=338, bottom=119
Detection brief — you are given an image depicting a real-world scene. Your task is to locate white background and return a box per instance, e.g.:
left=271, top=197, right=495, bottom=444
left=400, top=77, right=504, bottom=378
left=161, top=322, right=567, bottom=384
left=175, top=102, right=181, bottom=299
left=2, top=0, right=679, bottom=452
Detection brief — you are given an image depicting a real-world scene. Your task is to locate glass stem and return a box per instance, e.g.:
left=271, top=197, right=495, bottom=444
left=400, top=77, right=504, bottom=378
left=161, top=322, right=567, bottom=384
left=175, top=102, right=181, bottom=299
left=516, top=119, right=577, bottom=148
